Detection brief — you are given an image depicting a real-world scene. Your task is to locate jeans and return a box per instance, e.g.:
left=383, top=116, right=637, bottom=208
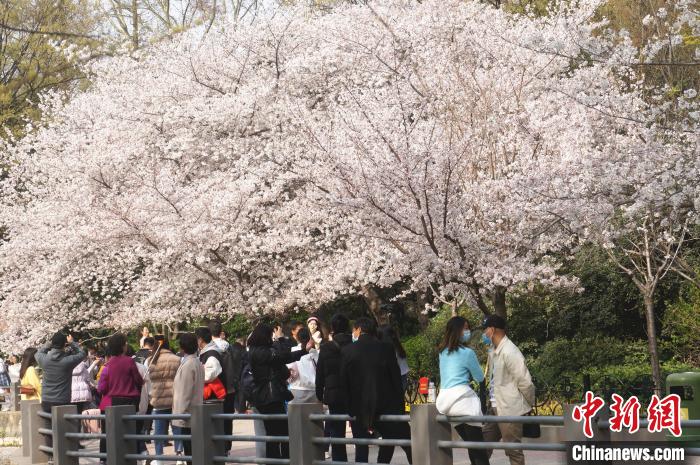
left=326, top=404, right=347, bottom=462
left=350, top=418, right=413, bottom=464
left=153, top=408, right=172, bottom=455
left=257, top=401, right=289, bottom=459
left=181, top=427, right=192, bottom=456
left=455, top=423, right=490, bottom=465
left=172, top=425, right=184, bottom=454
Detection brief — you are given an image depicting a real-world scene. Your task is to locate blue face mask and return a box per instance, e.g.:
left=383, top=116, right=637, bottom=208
left=461, top=331, right=471, bottom=343
left=482, top=333, right=492, bottom=346
left=352, top=334, right=359, bottom=343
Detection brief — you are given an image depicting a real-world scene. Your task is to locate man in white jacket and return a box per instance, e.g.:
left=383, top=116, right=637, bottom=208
left=481, top=315, right=535, bottom=465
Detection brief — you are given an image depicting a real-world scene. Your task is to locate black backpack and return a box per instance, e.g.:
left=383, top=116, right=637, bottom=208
left=221, top=344, right=244, bottom=395
left=239, top=352, right=256, bottom=403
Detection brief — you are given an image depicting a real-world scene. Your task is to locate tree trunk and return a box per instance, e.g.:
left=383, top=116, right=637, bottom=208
left=492, top=286, right=507, bottom=319
left=360, top=285, right=388, bottom=325
left=131, top=0, right=139, bottom=50
left=643, top=293, right=663, bottom=395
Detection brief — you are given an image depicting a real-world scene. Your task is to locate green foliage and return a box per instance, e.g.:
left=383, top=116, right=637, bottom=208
left=662, top=281, right=700, bottom=366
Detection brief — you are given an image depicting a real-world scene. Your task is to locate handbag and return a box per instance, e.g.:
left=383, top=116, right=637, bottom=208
left=20, top=385, right=36, bottom=396
left=522, top=410, right=541, bottom=438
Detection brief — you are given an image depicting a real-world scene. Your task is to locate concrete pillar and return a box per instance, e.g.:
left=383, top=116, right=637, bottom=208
left=410, top=403, right=453, bottom=465
left=288, top=403, right=325, bottom=465
left=191, top=402, right=225, bottom=465
left=12, top=382, right=21, bottom=411
left=28, top=402, right=49, bottom=464
left=22, top=399, right=40, bottom=457
left=106, top=405, right=137, bottom=465
left=52, top=404, right=79, bottom=465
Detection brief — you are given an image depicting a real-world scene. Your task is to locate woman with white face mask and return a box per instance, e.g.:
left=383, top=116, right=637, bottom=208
left=436, top=316, right=490, bottom=465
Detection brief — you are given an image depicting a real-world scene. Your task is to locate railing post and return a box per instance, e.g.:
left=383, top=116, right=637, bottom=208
left=12, top=382, right=21, bottom=411
left=288, top=403, right=324, bottom=465
left=410, top=403, right=453, bottom=465
left=106, top=404, right=137, bottom=465
left=22, top=399, right=39, bottom=457
left=191, top=402, right=224, bottom=465
left=52, top=404, right=79, bottom=465
left=28, top=402, right=49, bottom=464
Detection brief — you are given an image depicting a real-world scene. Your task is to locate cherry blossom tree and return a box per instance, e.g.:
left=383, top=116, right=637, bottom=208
left=0, top=0, right=697, bottom=355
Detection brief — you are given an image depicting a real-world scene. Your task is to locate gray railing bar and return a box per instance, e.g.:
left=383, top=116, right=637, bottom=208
left=37, top=427, right=53, bottom=436
left=686, top=448, right=700, bottom=456
left=211, top=434, right=290, bottom=443
left=312, top=437, right=412, bottom=447
left=123, top=434, right=191, bottom=441
left=38, top=445, right=53, bottom=453
left=436, top=414, right=564, bottom=425
left=37, top=411, right=52, bottom=419
left=125, top=454, right=192, bottom=461
left=65, top=450, right=108, bottom=459
left=309, top=414, right=353, bottom=422
left=378, top=414, right=410, bottom=422
left=123, top=414, right=190, bottom=420
left=211, top=413, right=288, bottom=420
left=64, top=413, right=106, bottom=420
left=312, top=462, right=371, bottom=465
left=213, top=456, right=290, bottom=464
left=438, top=440, right=567, bottom=451
left=64, top=432, right=106, bottom=440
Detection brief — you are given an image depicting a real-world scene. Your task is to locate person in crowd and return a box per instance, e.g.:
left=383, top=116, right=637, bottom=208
left=289, top=321, right=304, bottom=345
left=8, top=355, right=21, bottom=384
left=378, top=325, right=409, bottom=395
left=306, top=315, right=325, bottom=350
left=287, top=328, right=319, bottom=403
left=272, top=322, right=295, bottom=351
left=147, top=337, right=181, bottom=463
left=19, top=348, right=41, bottom=401
left=134, top=337, right=154, bottom=365
left=35, top=332, right=86, bottom=456
left=248, top=323, right=308, bottom=459
left=210, top=321, right=230, bottom=351
left=71, top=358, right=95, bottom=413
left=195, top=327, right=224, bottom=398
left=436, top=317, right=489, bottom=465
left=196, top=326, right=237, bottom=454
left=341, top=317, right=412, bottom=464
left=98, top=337, right=145, bottom=460
left=481, top=314, right=535, bottom=465
left=139, top=327, right=151, bottom=348
left=0, top=356, right=11, bottom=387
left=316, top=313, right=353, bottom=462
left=172, top=333, right=204, bottom=458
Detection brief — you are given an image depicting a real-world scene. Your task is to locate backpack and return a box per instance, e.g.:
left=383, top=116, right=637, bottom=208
left=239, top=353, right=256, bottom=403
left=221, top=344, right=243, bottom=395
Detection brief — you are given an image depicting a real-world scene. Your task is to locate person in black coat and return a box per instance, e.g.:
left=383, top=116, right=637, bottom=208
left=248, top=323, right=307, bottom=459
left=316, top=314, right=354, bottom=462
left=340, top=317, right=412, bottom=464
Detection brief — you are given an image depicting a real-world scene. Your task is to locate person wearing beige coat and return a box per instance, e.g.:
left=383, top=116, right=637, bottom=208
left=148, top=343, right=182, bottom=459
left=481, top=315, right=535, bottom=465
left=172, top=333, right=204, bottom=459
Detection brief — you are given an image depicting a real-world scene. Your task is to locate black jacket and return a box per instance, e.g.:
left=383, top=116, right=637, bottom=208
left=248, top=345, right=305, bottom=406
left=340, top=334, right=404, bottom=429
left=315, top=333, right=353, bottom=407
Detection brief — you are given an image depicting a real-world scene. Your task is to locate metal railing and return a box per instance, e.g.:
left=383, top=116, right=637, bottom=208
left=19, top=399, right=700, bottom=465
